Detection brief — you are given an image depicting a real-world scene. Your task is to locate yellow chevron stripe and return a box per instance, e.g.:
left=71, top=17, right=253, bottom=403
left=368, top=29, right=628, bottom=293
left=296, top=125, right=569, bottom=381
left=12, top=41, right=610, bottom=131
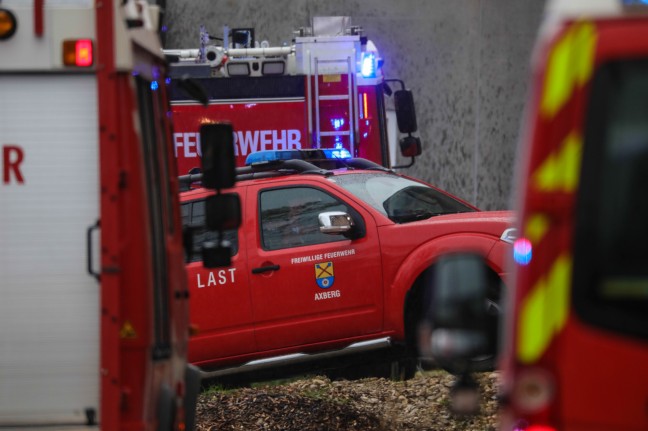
left=517, top=255, right=572, bottom=364
left=525, top=213, right=550, bottom=245
left=541, top=22, right=597, bottom=118
left=532, top=131, right=582, bottom=192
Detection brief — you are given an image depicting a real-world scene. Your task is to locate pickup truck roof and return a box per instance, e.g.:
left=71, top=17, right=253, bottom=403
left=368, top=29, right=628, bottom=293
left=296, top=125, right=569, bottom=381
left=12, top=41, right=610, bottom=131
left=179, top=156, right=392, bottom=188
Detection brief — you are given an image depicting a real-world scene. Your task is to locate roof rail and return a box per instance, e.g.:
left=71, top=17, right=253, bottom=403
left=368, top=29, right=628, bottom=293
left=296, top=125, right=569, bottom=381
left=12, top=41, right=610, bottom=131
left=178, top=157, right=392, bottom=191
left=178, top=158, right=330, bottom=189
left=244, top=158, right=329, bottom=174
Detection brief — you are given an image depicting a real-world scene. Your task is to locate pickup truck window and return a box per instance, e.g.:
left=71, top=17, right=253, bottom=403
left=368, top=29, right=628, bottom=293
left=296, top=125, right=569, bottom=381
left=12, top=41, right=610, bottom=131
left=181, top=199, right=239, bottom=262
left=574, top=58, right=648, bottom=340
left=260, top=186, right=352, bottom=250
left=328, top=173, right=475, bottom=223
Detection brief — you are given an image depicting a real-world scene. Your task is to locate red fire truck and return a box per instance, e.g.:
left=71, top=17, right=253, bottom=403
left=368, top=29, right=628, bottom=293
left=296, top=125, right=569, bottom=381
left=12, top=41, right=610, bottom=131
left=0, top=1, right=199, bottom=429
left=163, top=16, right=422, bottom=174
left=422, top=0, right=648, bottom=429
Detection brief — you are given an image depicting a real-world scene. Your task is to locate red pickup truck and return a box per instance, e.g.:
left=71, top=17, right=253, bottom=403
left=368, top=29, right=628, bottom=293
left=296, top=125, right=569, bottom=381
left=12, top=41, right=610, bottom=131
left=180, top=152, right=514, bottom=381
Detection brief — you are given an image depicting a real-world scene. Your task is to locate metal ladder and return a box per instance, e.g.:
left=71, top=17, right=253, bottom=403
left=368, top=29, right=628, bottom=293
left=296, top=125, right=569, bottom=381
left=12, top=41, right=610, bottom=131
left=307, top=54, right=359, bottom=155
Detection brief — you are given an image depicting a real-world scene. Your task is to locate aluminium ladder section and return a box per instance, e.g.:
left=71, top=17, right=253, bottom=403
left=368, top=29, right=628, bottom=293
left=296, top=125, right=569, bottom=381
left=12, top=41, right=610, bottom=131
left=307, top=55, right=359, bottom=155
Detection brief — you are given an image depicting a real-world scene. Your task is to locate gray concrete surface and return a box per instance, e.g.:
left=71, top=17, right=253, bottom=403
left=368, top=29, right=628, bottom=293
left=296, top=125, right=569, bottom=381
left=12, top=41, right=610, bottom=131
left=163, top=0, right=545, bottom=210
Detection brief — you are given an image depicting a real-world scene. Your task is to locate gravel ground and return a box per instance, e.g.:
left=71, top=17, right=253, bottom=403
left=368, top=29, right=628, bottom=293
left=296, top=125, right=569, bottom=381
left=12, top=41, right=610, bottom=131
left=195, top=370, right=500, bottom=431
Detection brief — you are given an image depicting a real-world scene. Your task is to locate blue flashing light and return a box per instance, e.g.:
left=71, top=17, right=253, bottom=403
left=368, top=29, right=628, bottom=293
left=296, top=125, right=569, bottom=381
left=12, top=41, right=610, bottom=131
left=150, top=80, right=159, bottom=91
left=332, top=118, right=345, bottom=130
left=165, top=77, right=172, bottom=85
left=361, top=53, right=377, bottom=78
left=513, top=238, right=532, bottom=265
left=327, top=148, right=351, bottom=159
left=245, top=150, right=302, bottom=165
left=245, top=149, right=352, bottom=166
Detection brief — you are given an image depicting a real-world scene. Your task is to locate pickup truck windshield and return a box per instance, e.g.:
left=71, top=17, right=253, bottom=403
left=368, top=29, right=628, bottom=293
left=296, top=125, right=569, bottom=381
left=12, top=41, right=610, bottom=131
left=328, top=173, right=475, bottom=223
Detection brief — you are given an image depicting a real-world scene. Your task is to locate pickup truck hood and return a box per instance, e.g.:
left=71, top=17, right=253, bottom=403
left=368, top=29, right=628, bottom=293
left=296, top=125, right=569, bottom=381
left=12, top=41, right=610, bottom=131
left=375, top=210, right=516, bottom=260
left=416, top=210, right=516, bottom=237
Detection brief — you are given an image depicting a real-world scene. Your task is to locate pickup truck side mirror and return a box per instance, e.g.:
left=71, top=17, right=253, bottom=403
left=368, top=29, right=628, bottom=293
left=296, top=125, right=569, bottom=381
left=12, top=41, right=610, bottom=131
left=318, top=211, right=354, bottom=234
left=318, top=211, right=363, bottom=239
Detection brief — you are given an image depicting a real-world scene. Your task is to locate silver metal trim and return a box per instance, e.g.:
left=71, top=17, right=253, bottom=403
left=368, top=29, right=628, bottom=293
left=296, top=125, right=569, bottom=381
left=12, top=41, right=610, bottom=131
left=500, top=227, right=518, bottom=244
left=199, top=337, right=392, bottom=379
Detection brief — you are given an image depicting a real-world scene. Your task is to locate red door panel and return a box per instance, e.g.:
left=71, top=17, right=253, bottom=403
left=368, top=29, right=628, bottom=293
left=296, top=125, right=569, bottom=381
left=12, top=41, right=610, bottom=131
left=246, top=182, right=384, bottom=352
left=182, top=196, right=256, bottom=367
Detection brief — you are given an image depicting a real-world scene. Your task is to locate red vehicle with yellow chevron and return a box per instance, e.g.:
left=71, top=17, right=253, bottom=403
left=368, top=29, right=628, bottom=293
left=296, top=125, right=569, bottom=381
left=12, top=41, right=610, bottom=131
left=422, top=0, right=648, bottom=430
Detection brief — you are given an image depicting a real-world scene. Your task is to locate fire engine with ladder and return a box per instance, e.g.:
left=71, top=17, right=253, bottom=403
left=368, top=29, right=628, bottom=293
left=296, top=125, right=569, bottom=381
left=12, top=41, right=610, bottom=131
left=0, top=0, right=205, bottom=429
left=421, top=0, right=648, bottom=430
left=163, top=16, right=422, bottom=174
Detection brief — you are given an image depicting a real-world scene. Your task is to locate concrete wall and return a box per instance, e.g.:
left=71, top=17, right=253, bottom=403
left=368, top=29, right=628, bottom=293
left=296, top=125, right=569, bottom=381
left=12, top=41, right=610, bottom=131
left=163, top=0, right=545, bottom=210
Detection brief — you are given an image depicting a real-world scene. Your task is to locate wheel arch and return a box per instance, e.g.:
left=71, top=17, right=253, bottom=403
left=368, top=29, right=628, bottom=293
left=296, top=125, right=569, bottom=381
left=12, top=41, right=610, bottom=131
left=389, top=233, right=504, bottom=351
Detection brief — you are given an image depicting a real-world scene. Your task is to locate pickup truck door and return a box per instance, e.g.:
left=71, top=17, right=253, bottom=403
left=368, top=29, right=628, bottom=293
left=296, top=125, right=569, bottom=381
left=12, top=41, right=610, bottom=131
left=181, top=195, right=256, bottom=366
left=246, top=182, right=384, bottom=352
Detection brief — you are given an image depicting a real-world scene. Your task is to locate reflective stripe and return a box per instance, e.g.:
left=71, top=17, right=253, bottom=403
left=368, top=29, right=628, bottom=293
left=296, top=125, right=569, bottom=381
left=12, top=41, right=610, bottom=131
left=525, top=213, right=550, bottom=245
left=541, top=22, right=597, bottom=118
left=532, top=131, right=582, bottom=192
left=517, top=255, right=571, bottom=364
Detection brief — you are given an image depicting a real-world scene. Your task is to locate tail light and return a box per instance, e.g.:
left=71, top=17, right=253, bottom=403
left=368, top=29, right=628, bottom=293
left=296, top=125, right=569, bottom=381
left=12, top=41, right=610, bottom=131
left=513, top=368, right=555, bottom=413
left=526, top=426, right=558, bottom=431
left=62, top=39, right=94, bottom=67
left=508, top=368, right=557, bottom=431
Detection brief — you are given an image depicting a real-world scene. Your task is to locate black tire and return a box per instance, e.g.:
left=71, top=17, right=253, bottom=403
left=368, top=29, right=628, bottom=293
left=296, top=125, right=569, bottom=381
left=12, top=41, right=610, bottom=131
left=324, top=354, right=418, bottom=381
left=389, top=357, right=418, bottom=380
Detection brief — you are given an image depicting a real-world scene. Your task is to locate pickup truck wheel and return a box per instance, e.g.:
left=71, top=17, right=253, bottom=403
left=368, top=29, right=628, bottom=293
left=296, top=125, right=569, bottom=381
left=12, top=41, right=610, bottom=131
left=324, top=356, right=417, bottom=381
left=348, top=358, right=417, bottom=381
left=389, top=357, right=418, bottom=381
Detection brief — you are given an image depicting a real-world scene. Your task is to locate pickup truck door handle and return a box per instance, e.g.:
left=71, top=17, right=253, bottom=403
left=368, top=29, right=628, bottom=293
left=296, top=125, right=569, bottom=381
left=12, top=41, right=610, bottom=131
left=252, top=264, right=280, bottom=274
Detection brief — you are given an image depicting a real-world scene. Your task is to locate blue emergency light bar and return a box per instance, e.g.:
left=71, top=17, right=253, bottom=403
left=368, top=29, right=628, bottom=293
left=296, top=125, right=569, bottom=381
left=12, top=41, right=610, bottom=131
left=245, top=148, right=352, bottom=165
left=361, top=52, right=377, bottom=78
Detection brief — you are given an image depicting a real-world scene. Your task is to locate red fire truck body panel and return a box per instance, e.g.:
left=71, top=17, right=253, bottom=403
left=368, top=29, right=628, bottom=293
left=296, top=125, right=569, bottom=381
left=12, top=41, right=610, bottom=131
left=173, top=100, right=307, bottom=174
left=180, top=162, right=514, bottom=376
left=557, top=321, right=648, bottom=430
left=171, top=82, right=386, bottom=173
left=500, top=2, right=648, bottom=430
left=167, top=18, right=409, bottom=175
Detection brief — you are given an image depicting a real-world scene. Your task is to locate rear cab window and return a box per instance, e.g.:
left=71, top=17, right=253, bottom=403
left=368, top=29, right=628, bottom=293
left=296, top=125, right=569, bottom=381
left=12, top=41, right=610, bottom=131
left=181, top=199, right=239, bottom=262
